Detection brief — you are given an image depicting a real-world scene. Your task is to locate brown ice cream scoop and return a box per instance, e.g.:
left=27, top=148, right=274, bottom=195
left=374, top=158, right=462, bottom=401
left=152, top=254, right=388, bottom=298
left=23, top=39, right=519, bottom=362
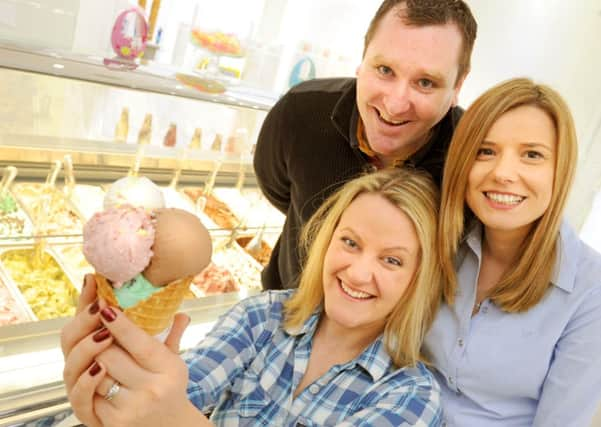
left=142, top=208, right=212, bottom=286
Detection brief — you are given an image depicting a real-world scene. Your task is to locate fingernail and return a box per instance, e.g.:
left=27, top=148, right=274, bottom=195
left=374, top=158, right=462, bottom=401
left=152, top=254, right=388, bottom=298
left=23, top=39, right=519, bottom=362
left=89, top=362, right=101, bottom=376
left=100, top=307, right=117, bottom=322
left=93, top=327, right=111, bottom=342
left=89, top=300, right=99, bottom=315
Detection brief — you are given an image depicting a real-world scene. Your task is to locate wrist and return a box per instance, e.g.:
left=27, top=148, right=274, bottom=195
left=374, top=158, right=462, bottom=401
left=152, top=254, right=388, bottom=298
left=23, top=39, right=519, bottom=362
left=177, top=399, right=212, bottom=427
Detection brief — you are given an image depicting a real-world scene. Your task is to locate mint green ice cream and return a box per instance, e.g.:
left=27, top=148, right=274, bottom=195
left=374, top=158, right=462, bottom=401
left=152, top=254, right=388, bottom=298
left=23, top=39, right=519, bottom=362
left=114, top=274, right=161, bottom=308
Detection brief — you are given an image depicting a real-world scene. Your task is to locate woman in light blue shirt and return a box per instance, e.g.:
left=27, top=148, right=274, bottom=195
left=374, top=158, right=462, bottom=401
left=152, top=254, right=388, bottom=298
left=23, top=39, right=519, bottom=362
left=425, top=78, right=601, bottom=426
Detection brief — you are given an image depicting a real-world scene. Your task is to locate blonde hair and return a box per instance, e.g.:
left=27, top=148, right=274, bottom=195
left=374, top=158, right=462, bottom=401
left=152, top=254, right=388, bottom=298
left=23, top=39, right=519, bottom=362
left=439, top=78, right=578, bottom=312
left=284, top=168, right=441, bottom=368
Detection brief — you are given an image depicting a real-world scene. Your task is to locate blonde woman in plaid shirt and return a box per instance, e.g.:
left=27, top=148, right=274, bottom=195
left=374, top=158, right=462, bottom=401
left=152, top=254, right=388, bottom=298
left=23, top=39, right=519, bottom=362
left=55, top=168, right=443, bottom=427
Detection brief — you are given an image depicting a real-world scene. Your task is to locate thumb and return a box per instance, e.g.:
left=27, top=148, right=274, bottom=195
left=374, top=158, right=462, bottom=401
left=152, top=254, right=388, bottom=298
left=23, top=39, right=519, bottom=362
left=164, top=313, right=191, bottom=353
left=76, top=274, right=98, bottom=315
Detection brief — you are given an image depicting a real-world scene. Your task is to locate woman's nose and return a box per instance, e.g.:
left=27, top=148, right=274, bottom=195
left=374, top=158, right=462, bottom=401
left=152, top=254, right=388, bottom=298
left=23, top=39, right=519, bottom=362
left=492, top=154, right=518, bottom=184
left=346, top=255, right=375, bottom=286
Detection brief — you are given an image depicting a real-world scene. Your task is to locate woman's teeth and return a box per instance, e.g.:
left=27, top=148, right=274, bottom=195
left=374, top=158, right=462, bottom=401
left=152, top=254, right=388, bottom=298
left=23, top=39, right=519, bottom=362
left=340, top=281, right=372, bottom=299
left=485, top=192, right=524, bottom=205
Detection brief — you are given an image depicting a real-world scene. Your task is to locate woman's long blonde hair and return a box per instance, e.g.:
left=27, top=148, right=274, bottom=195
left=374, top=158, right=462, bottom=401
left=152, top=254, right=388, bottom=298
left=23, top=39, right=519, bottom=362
left=284, top=168, right=441, bottom=368
left=439, top=78, right=578, bottom=312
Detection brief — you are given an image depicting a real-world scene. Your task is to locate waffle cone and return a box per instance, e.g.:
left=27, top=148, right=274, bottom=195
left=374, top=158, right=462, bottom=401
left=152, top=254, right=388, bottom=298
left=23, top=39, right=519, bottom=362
left=95, top=273, right=192, bottom=336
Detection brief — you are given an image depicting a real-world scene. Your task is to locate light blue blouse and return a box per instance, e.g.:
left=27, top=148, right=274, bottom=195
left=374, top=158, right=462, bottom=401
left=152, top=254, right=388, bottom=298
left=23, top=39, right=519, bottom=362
left=424, top=221, right=601, bottom=427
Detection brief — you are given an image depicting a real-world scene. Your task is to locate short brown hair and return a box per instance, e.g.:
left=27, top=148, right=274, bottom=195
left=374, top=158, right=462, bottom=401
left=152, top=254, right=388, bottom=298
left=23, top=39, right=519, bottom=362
left=439, top=78, right=578, bottom=312
left=284, top=168, right=442, bottom=368
left=363, top=0, right=477, bottom=84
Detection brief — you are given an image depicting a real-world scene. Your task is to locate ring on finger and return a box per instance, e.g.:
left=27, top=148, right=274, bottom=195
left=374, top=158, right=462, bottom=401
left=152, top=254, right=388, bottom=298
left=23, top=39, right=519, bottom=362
left=104, top=380, right=121, bottom=401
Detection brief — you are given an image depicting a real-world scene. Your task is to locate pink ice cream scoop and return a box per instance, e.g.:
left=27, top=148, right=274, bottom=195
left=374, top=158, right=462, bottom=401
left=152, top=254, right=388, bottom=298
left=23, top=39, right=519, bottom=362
left=83, top=205, right=155, bottom=287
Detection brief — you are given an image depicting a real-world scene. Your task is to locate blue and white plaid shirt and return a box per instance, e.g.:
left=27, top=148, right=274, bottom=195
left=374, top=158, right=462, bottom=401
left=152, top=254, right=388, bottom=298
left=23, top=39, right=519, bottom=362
left=185, top=290, right=442, bottom=426
left=29, top=290, right=441, bottom=427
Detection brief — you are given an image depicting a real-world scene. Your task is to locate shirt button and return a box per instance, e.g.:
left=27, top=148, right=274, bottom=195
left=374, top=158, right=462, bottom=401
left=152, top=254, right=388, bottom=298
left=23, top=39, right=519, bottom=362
left=482, top=306, right=489, bottom=314
left=448, top=376, right=454, bottom=385
left=458, top=339, right=464, bottom=347
left=308, top=384, right=320, bottom=395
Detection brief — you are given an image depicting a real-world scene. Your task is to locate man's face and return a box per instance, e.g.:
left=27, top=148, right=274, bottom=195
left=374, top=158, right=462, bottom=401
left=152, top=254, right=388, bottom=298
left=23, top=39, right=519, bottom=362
left=356, top=9, right=465, bottom=163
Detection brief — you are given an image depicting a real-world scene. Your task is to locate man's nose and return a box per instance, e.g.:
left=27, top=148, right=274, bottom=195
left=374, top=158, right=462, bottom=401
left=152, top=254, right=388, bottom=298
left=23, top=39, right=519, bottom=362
left=382, top=81, right=411, bottom=117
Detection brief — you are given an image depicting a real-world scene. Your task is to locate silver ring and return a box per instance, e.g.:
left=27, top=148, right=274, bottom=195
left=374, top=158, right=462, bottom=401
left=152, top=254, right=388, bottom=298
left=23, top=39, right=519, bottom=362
left=104, top=381, right=121, bottom=401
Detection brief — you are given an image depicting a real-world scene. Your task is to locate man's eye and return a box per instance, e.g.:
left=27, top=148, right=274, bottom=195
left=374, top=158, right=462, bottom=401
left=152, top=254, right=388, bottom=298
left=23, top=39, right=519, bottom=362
left=417, top=79, right=434, bottom=89
left=376, top=65, right=392, bottom=76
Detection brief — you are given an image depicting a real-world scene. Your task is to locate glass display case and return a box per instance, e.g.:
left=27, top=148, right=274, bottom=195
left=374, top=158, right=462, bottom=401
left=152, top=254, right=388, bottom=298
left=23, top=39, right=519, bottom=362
left=0, top=43, right=283, bottom=425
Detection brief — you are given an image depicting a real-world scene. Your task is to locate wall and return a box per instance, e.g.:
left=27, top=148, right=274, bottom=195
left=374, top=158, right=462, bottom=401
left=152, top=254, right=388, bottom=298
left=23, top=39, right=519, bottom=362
left=0, top=0, right=79, bottom=49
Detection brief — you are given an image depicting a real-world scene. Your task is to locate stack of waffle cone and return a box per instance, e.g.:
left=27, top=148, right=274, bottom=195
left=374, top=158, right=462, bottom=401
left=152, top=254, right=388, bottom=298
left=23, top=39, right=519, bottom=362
left=95, top=273, right=192, bottom=336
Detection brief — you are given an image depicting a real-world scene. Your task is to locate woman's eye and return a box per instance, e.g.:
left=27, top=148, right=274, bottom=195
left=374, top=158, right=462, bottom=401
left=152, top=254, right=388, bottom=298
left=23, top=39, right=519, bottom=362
left=342, top=237, right=358, bottom=248
left=476, top=147, right=495, bottom=157
left=525, top=150, right=544, bottom=160
left=384, top=256, right=402, bottom=267
left=417, top=79, right=434, bottom=89
left=376, top=65, right=392, bottom=76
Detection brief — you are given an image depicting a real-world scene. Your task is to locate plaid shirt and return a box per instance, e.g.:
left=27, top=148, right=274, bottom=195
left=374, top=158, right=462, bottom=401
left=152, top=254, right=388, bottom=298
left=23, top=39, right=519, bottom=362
left=185, top=290, right=442, bottom=426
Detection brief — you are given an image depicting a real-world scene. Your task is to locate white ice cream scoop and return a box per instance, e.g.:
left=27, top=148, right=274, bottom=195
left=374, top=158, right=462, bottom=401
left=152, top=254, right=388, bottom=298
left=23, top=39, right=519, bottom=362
left=104, top=176, right=165, bottom=210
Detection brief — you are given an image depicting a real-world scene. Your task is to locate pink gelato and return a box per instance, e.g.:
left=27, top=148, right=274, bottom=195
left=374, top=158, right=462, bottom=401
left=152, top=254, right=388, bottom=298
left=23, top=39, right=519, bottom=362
left=83, top=205, right=155, bottom=287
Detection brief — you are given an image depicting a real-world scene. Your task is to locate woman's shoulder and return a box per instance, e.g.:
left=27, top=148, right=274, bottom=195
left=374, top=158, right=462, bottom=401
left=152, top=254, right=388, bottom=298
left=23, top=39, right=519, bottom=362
left=231, top=290, right=296, bottom=326
left=237, top=289, right=296, bottom=309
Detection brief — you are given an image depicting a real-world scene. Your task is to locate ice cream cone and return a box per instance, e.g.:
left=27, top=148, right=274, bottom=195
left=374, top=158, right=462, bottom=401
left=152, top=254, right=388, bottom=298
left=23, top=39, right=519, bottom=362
left=95, top=273, right=192, bottom=336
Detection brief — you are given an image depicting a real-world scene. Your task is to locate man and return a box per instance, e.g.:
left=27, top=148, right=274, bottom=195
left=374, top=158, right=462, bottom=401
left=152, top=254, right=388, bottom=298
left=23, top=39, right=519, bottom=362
left=254, top=0, right=477, bottom=290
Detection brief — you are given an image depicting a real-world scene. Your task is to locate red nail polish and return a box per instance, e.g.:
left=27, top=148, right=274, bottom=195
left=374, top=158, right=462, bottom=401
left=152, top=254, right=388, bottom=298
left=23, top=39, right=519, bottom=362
left=100, top=307, right=117, bottom=322
left=89, top=300, right=99, bottom=315
left=89, top=362, right=101, bottom=376
left=93, top=327, right=111, bottom=342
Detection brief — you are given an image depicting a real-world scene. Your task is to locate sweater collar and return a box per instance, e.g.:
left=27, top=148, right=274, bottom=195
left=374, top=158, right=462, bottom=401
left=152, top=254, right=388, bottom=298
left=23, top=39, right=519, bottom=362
left=330, top=78, right=459, bottom=168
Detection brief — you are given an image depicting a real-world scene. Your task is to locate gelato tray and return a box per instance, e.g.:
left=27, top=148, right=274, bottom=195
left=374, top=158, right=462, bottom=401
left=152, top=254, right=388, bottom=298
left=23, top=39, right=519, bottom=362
left=0, top=192, right=34, bottom=241
left=161, top=187, right=218, bottom=230
left=0, top=269, right=33, bottom=326
left=12, top=183, right=84, bottom=237
left=67, top=184, right=106, bottom=220
left=235, top=235, right=272, bottom=266
left=240, top=188, right=286, bottom=228
left=213, top=187, right=285, bottom=229
left=0, top=247, right=79, bottom=320
left=183, top=188, right=240, bottom=230
left=212, top=238, right=263, bottom=290
left=191, top=262, right=239, bottom=296
left=53, top=244, right=94, bottom=289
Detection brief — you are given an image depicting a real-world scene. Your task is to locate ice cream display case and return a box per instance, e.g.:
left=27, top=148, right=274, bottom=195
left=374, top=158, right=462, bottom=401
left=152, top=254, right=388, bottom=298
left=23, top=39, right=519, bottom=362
left=0, top=44, right=284, bottom=425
